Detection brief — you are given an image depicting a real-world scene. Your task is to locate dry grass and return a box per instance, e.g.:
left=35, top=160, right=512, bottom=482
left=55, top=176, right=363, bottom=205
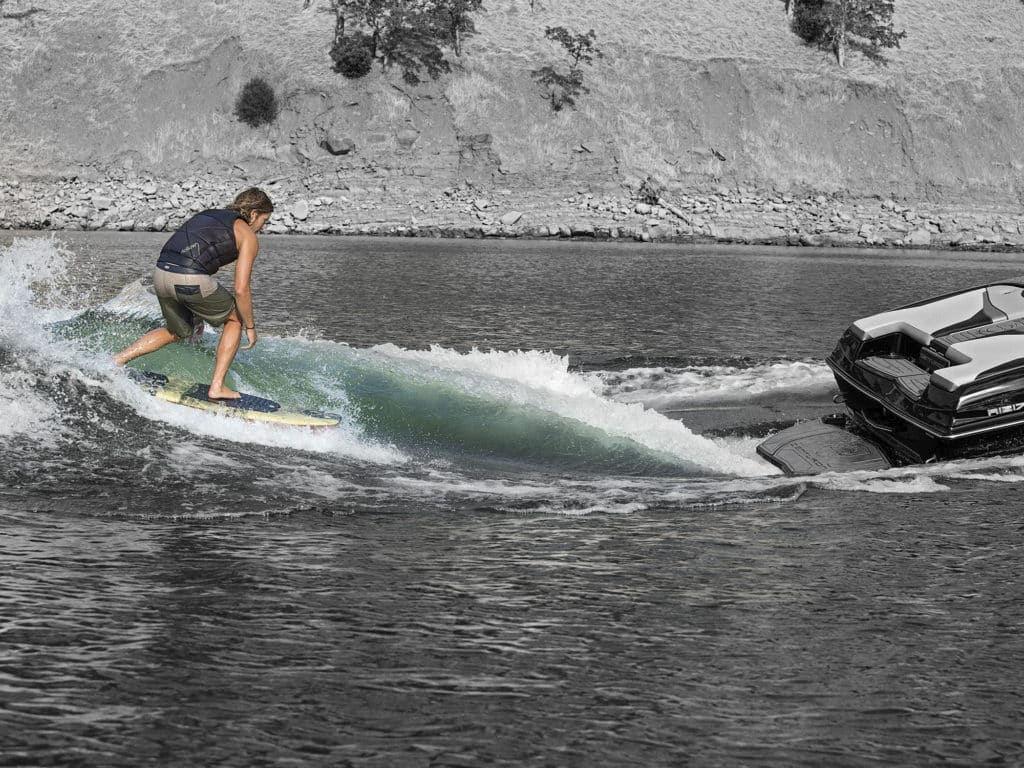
left=467, top=0, right=1024, bottom=78
left=454, top=0, right=1024, bottom=186
left=4, top=0, right=1021, bottom=101
left=2, top=0, right=1023, bottom=189
left=444, top=70, right=502, bottom=131
left=376, top=86, right=412, bottom=124
left=136, top=114, right=276, bottom=168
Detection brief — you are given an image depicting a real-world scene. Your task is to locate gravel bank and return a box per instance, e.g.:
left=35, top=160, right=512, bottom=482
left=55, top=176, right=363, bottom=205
left=3, top=172, right=1023, bottom=250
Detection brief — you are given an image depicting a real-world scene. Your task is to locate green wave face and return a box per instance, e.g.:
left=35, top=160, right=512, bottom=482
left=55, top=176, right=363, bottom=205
left=53, top=311, right=747, bottom=477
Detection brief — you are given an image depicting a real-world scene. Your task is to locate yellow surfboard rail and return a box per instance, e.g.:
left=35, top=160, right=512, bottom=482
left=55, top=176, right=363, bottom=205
left=131, top=370, right=341, bottom=428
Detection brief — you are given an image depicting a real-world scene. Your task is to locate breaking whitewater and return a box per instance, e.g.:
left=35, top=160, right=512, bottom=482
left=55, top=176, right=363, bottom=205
left=5, top=232, right=1023, bottom=521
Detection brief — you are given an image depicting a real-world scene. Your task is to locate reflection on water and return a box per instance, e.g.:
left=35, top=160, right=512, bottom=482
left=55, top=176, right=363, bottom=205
left=5, top=495, right=1024, bottom=765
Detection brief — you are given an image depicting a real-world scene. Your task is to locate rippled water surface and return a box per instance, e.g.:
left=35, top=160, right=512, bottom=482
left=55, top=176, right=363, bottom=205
left=3, top=232, right=1024, bottom=765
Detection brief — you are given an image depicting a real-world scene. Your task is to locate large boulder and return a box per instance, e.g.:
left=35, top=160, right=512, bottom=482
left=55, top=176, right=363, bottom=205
left=290, top=200, right=310, bottom=221
left=321, top=135, right=356, bottom=155
left=906, top=227, right=932, bottom=246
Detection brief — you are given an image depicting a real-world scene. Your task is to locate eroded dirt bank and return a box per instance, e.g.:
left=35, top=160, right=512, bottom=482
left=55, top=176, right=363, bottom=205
left=3, top=37, right=1023, bottom=248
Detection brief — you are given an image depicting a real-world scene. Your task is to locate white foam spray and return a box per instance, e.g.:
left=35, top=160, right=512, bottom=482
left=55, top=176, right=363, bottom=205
left=0, top=236, right=404, bottom=464
left=599, top=361, right=836, bottom=408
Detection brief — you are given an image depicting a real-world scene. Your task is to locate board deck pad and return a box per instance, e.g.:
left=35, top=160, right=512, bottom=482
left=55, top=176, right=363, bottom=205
left=756, top=418, right=892, bottom=475
left=181, top=382, right=281, bottom=413
left=128, top=369, right=340, bottom=428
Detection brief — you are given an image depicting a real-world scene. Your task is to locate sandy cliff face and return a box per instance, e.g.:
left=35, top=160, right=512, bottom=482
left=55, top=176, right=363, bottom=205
left=663, top=60, right=1024, bottom=203
left=10, top=48, right=1022, bottom=209
left=2, top=0, right=1022, bottom=210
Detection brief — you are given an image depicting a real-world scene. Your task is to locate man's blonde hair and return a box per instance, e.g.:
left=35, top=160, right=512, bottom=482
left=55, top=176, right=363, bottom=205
left=228, top=187, right=274, bottom=219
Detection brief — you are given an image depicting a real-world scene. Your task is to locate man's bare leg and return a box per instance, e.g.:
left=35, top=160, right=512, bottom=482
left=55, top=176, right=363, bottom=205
left=113, top=328, right=179, bottom=366
left=208, top=314, right=243, bottom=400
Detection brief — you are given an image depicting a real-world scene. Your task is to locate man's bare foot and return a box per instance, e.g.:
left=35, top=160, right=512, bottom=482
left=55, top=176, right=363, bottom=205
left=208, top=385, right=241, bottom=401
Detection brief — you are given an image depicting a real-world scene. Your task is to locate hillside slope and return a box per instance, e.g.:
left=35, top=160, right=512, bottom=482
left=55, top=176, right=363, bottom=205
left=2, top=0, right=1023, bottom=206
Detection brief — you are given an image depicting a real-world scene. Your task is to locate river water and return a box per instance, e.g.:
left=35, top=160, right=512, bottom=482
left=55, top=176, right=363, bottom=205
left=2, top=232, right=1023, bottom=765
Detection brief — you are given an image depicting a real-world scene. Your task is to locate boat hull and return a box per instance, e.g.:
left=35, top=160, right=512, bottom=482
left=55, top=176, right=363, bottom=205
left=834, top=369, right=1024, bottom=464
left=759, top=277, right=1024, bottom=474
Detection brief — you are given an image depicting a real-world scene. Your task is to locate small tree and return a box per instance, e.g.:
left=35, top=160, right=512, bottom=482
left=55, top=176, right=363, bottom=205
left=433, top=0, right=484, bottom=57
left=791, top=0, right=906, bottom=67
left=331, top=31, right=375, bottom=77
left=531, top=26, right=602, bottom=111
left=304, top=0, right=481, bottom=84
left=234, top=77, right=278, bottom=127
left=369, top=2, right=452, bottom=85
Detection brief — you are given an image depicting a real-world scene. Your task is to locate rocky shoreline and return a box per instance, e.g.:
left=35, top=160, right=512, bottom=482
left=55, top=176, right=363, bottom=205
left=3, top=171, right=1023, bottom=250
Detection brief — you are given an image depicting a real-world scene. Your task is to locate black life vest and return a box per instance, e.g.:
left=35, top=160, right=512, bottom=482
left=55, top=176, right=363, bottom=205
left=157, top=209, right=243, bottom=275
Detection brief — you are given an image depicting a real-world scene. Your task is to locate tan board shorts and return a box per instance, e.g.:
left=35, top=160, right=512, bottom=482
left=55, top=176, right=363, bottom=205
left=153, top=268, right=237, bottom=339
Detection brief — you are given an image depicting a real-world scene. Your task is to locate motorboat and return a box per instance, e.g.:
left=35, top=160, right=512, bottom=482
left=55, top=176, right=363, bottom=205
left=758, top=278, right=1024, bottom=475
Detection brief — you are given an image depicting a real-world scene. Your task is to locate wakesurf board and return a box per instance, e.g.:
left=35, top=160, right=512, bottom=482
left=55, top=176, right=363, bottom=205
left=128, top=370, right=341, bottom=428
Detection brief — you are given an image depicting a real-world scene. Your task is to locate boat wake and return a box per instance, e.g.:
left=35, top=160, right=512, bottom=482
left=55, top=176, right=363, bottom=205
left=3, top=234, right=1024, bottom=516
left=4, top=236, right=780, bottom=479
